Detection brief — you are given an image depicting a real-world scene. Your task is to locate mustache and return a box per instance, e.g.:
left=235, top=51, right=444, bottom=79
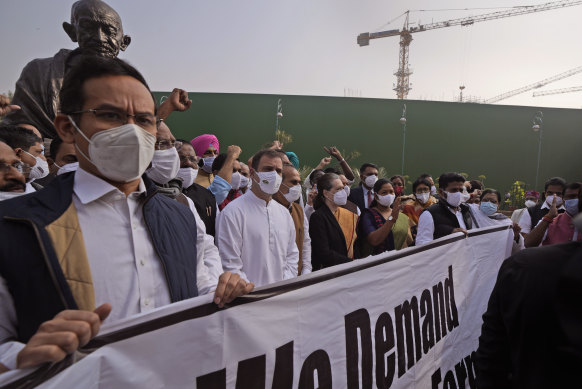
left=0, top=179, right=26, bottom=192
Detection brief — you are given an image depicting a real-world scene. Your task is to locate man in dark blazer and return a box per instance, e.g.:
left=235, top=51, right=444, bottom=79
left=476, top=194, right=582, bottom=388
left=348, top=163, right=378, bottom=211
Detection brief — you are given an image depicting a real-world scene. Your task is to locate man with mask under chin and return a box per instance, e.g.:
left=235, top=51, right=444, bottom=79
left=217, top=149, right=299, bottom=287
left=416, top=172, right=474, bottom=246
left=0, top=56, right=253, bottom=373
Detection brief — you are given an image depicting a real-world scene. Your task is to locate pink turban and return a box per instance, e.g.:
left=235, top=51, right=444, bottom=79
left=190, top=134, right=219, bottom=157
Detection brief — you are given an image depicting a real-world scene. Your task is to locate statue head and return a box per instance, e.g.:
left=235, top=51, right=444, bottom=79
left=62, top=0, right=131, bottom=58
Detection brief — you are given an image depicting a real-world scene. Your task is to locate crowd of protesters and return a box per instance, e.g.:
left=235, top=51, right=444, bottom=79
left=0, top=1, right=581, bottom=387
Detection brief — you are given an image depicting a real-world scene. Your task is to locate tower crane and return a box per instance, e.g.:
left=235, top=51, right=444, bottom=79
left=485, top=65, right=582, bottom=103
left=357, top=0, right=582, bottom=100
left=533, top=85, right=582, bottom=97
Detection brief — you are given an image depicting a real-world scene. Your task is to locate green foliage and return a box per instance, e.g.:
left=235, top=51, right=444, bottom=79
left=275, top=129, right=293, bottom=145
left=504, top=180, right=527, bottom=210
left=298, top=165, right=313, bottom=183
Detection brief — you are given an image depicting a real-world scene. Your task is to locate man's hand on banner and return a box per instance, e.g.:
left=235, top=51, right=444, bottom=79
left=214, top=272, right=254, bottom=308
left=452, top=227, right=468, bottom=236
left=17, top=303, right=112, bottom=369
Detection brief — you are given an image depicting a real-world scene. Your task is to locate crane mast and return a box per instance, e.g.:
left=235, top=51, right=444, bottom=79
left=357, top=0, right=582, bottom=100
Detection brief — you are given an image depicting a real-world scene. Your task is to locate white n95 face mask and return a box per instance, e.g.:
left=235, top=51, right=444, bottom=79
left=364, top=174, right=378, bottom=188
left=239, top=175, right=249, bottom=189
left=146, top=147, right=180, bottom=184
left=56, top=162, right=79, bottom=176
left=377, top=193, right=395, bottom=207
left=177, top=167, right=198, bottom=188
left=525, top=200, right=537, bottom=208
left=24, top=151, right=49, bottom=180
left=282, top=184, right=302, bottom=203
left=430, top=185, right=437, bottom=195
left=70, top=117, right=156, bottom=183
left=230, top=172, right=242, bottom=190
left=254, top=171, right=282, bottom=195
left=416, top=192, right=430, bottom=204
left=445, top=191, right=464, bottom=208
left=332, top=189, right=348, bottom=205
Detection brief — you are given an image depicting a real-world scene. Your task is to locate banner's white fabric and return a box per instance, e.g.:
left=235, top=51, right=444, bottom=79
left=24, top=226, right=511, bottom=389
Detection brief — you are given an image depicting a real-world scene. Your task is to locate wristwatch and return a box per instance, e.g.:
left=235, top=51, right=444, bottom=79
left=388, top=215, right=394, bottom=221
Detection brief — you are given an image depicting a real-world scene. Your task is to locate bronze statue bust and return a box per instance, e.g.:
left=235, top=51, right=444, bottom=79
left=2, top=0, right=131, bottom=139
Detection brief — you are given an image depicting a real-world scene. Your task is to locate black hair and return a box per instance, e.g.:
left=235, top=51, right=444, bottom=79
left=438, top=172, right=466, bottom=189
left=565, top=182, right=582, bottom=192
left=369, top=178, right=392, bottom=208
left=309, top=169, right=324, bottom=187
left=480, top=189, right=501, bottom=203
left=0, top=125, right=42, bottom=151
left=468, top=180, right=483, bottom=193
left=49, top=137, right=63, bottom=160
left=313, top=173, right=339, bottom=210
left=281, top=163, right=297, bottom=180
left=359, top=162, right=378, bottom=174
left=390, top=174, right=405, bottom=187
left=412, top=177, right=432, bottom=193
left=324, top=167, right=340, bottom=175
left=59, top=56, right=155, bottom=115
left=419, top=173, right=432, bottom=180
left=544, top=177, right=567, bottom=193
left=251, top=149, right=282, bottom=171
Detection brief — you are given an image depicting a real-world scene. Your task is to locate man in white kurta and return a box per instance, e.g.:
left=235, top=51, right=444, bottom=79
left=217, top=150, right=299, bottom=287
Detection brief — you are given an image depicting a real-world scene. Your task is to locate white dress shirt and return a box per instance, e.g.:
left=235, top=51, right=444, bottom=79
left=216, top=190, right=299, bottom=287
left=300, top=211, right=313, bottom=275
left=0, top=168, right=219, bottom=369
left=416, top=205, right=467, bottom=246
left=363, top=186, right=373, bottom=209
left=517, top=200, right=565, bottom=234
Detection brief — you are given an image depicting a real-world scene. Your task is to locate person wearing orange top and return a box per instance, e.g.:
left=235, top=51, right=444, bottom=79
left=402, top=177, right=437, bottom=224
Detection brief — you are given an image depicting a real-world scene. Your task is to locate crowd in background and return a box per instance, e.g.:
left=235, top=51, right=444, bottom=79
left=0, top=1, right=581, bottom=385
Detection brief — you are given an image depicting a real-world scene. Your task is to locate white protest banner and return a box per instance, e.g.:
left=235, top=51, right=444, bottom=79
left=2, top=225, right=513, bottom=389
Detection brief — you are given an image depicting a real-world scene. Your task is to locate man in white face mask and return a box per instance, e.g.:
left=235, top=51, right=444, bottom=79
left=178, top=141, right=218, bottom=237
left=518, top=176, right=566, bottom=237
left=273, top=164, right=312, bottom=275
left=48, top=137, right=78, bottom=178
left=0, top=56, right=253, bottom=372
left=524, top=182, right=581, bottom=247
left=0, top=126, right=48, bottom=193
left=145, top=122, right=180, bottom=186
left=217, top=149, right=299, bottom=287
left=416, top=172, right=473, bottom=246
left=348, top=162, right=379, bottom=211
left=239, top=162, right=250, bottom=194
left=0, top=140, right=28, bottom=201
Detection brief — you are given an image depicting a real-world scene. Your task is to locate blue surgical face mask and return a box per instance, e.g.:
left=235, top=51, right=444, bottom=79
left=564, top=198, right=579, bottom=216
left=200, top=157, right=215, bottom=174
left=480, top=201, right=498, bottom=216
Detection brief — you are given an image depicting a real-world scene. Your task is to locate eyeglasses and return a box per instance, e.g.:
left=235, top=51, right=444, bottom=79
left=0, top=161, right=31, bottom=174
left=69, top=109, right=159, bottom=131
left=155, top=140, right=183, bottom=150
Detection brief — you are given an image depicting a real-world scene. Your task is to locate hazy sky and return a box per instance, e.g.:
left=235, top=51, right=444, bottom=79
left=1, top=0, right=582, bottom=108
